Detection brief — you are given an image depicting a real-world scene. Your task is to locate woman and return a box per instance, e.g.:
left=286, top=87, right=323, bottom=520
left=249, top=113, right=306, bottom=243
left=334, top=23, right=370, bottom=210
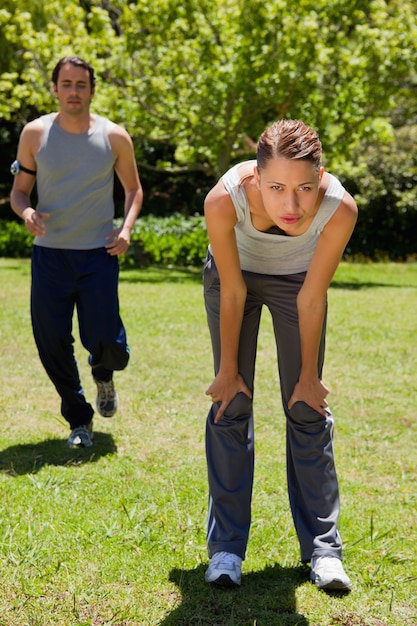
left=203, top=119, right=357, bottom=591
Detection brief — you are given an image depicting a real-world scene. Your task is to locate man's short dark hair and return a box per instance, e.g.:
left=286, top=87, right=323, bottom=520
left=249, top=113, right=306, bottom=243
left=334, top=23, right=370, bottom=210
left=52, top=56, right=96, bottom=89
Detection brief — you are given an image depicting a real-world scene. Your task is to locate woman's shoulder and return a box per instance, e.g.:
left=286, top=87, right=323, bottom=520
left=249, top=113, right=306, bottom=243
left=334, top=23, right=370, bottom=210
left=222, top=160, right=257, bottom=207
left=321, top=172, right=358, bottom=231
left=205, top=161, right=257, bottom=224
left=222, top=160, right=257, bottom=184
left=319, top=170, right=341, bottom=193
left=321, top=172, right=357, bottom=211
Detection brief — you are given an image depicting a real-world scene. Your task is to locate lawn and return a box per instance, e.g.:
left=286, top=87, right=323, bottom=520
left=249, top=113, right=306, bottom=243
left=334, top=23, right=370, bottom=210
left=0, top=258, right=416, bottom=626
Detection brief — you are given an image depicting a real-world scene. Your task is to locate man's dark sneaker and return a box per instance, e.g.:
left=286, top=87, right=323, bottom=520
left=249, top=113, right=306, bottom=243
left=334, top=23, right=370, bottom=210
left=94, top=379, right=118, bottom=417
left=67, top=422, right=94, bottom=448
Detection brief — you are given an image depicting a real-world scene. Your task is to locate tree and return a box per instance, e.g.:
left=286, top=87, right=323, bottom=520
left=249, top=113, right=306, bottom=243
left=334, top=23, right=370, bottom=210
left=339, top=124, right=417, bottom=260
left=113, top=0, right=417, bottom=174
left=1, top=0, right=417, bottom=177
left=0, top=1, right=119, bottom=125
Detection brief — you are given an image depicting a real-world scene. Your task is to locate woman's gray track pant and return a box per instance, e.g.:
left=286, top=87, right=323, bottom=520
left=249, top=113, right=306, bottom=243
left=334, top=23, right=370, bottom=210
left=203, top=253, right=343, bottom=563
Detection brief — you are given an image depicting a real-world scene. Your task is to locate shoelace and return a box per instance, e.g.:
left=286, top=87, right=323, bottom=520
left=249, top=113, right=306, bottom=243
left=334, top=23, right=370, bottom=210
left=214, top=552, right=240, bottom=567
left=97, top=381, right=115, bottom=403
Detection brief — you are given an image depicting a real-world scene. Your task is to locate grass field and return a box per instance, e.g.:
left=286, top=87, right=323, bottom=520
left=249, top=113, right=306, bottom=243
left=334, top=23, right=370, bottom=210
left=0, top=258, right=416, bottom=626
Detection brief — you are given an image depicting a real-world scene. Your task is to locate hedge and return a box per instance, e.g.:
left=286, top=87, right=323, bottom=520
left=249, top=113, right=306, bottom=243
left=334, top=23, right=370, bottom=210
left=0, top=215, right=209, bottom=268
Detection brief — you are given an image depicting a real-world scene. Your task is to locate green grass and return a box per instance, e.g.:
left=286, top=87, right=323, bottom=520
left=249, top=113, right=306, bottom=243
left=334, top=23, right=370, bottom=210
left=0, top=258, right=416, bottom=626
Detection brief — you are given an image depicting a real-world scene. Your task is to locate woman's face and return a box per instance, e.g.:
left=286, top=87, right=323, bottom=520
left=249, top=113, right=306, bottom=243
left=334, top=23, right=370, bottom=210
left=255, top=157, right=324, bottom=235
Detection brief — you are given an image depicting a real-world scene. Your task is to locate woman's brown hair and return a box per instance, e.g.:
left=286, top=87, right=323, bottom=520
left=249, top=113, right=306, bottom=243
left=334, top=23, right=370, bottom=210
left=256, top=119, right=322, bottom=172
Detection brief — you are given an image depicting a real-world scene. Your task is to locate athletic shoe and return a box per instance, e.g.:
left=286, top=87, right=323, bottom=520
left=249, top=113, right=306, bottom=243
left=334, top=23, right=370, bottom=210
left=67, top=422, right=94, bottom=448
left=205, top=551, right=242, bottom=587
left=94, top=378, right=118, bottom=417
left=310, top=556, right=352, bottom=591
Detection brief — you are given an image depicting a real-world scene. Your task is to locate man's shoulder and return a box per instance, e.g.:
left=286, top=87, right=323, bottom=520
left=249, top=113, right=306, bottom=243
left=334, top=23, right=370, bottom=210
left=19, top=116, right=49, bottom=148
left=104, top=118, right=133, bottom=152
left=91, top=115, right=127, bottom=138
left=104, top=117, right=128, bottom=135
left=23, top=113, right=55, bottom=135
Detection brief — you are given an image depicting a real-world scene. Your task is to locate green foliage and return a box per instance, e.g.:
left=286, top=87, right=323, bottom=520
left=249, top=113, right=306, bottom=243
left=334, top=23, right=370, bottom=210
left=0, top=215, right=209, bottom=267
left=1, top=0, right=417, bottom=174
left=339, top=125, right=417, bottom=260
left=0, top=220, right=33, bottom=257
left=0, top=1, right=120, bottom=124
left=115, top=0, right=417, bottom=174
left=118, top=213, right=209, bottom=267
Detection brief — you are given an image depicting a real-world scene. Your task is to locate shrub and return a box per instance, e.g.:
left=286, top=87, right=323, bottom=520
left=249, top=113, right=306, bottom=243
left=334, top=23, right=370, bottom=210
left=338, top=126, right=417, bottom=261
left=0, top=215, right=210, bottom=268
left=118, top=213, right=209, bottom=268
left=0, top=220, right=33, bottom=257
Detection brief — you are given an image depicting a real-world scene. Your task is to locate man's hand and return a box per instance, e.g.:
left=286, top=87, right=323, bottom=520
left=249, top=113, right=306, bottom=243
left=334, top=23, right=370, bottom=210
left=105, top=226, right=131, bottom=256
left=22, top=208, right=50, bottom=237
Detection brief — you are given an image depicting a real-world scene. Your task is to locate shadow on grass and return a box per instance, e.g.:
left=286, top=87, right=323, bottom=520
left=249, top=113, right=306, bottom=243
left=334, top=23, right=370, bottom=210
left=161, top=563, right=311, bottom=625
left=330, top=280, right=417, bottom=290
left=120, top=265, right=203, bottom=285
left=119, top=265, right=417, bottom=289
left=0, top=431, right=117, bottom=476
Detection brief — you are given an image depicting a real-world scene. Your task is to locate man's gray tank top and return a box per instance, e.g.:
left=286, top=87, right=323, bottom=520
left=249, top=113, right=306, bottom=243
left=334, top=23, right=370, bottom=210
left=218, top=160, right=346, bottom=275
left=34, top=113, right=115, bottom=249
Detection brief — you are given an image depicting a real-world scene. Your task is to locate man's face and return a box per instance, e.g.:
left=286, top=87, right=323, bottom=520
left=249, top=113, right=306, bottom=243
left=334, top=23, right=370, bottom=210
left=53, top=62, right=94, bottom=115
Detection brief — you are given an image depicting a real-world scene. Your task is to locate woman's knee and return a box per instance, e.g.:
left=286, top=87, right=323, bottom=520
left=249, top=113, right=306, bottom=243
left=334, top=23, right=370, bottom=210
left=223, top=392, right=253, bottom=419
left=287, top=400, right=334, bottom=431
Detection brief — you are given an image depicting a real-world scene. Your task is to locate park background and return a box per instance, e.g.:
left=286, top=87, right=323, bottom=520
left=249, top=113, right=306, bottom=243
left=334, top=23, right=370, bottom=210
left=0, top=2, right=416, bottom=625
left=1, top=0, right=417, bottom=263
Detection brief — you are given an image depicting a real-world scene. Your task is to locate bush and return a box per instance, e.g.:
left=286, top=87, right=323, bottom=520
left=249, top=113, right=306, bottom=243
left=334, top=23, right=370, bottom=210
left=118, top=213, right=209, bottom=268
left=338, top=126, right=417, bottom=261
left=0, top=215, right=209, bottom=268
left=0, top=220, right=33, bottom=257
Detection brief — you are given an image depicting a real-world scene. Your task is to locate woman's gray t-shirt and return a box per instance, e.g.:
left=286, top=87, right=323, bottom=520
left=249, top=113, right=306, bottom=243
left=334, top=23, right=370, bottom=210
left=217, top=160, right=345, bottom=275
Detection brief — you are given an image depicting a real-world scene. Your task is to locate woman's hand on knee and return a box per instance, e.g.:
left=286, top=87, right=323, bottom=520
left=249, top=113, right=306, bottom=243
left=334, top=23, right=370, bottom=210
left=288, top=377, right=330, bottom=418
left=206, top=372, right=252, bottom=423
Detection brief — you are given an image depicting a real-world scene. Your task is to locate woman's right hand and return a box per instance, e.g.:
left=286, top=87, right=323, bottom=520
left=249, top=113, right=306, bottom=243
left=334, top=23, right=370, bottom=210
left=206, top=372, right=252, bottom=423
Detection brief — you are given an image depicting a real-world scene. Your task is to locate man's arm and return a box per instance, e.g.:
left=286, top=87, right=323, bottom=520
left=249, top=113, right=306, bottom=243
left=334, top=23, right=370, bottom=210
left=10, top=120, right=49, bottom=237
left=106, top=123, right=143, bottom=255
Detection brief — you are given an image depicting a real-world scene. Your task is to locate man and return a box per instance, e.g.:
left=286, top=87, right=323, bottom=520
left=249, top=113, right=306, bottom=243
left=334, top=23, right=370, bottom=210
left=10, top=55, right=143, bottom=448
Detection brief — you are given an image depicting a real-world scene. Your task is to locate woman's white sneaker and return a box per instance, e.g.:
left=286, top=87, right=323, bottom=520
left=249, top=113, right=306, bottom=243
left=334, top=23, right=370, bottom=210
left=205, top=551, right=242, bottom=587
left=310, top=556, right=352, bottom=591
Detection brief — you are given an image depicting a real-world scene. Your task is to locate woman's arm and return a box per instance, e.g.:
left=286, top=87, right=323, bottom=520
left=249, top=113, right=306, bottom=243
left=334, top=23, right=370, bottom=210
left=288, top=190, right=358, bottom=416
left=204, top=180, right=252, bottom=423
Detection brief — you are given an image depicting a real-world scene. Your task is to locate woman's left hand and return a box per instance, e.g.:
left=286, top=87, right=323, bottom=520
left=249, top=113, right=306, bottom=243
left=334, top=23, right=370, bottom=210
left=206, top=372, right=252, bottom=424
left=288, top=377, right=330, bottom=418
